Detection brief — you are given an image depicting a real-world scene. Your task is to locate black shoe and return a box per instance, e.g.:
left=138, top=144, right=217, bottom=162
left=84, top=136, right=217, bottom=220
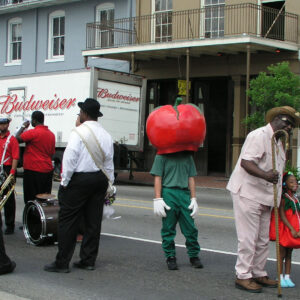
left=166, top=257, right=178, bottom=270
left=4, top=227, right=14, bottom=235
left=0, top=261, right=16, bottom=275
left=73, top=261, right=95, bottom=271
left=44, top=262, right=70, bottom=273
left=190, top=257, right=203, bottom=268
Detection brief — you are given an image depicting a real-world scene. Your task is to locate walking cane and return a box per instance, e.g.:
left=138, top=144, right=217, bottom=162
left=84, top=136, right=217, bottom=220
left=271, top=129, right=289, bottom=298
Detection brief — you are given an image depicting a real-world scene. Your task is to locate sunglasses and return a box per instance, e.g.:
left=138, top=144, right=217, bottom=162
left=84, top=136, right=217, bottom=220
left=280, top=117, right=295, bottom=128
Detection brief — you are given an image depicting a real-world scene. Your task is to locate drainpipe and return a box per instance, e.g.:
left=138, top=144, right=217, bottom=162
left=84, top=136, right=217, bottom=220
left=129, top=0, right=133, bottom=44
left=186, top=48, right=190, bottom=103
left=35, top=8, right=38, bottom=73
left=138, top=0, right=141, bottom=44
left=245, top=44, right=251, bottom=136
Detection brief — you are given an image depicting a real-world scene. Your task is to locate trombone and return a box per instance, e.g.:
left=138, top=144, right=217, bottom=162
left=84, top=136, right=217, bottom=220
left=0, top=173, right=16, bottom=211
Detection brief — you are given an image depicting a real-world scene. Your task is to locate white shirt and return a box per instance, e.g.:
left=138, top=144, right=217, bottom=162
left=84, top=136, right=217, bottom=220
left=61, top=120, right=114, bottom=186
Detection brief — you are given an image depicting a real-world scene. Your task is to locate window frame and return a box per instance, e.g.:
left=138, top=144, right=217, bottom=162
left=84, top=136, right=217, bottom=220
left=47, top=10, right=65, bottom=61
left=151, top=0, right=173, bottom=43
left=6, top=17, right=22, bottom=65
left=95, top=3, right=115, bottom=48
left=203, top=0, right=225, bottom=39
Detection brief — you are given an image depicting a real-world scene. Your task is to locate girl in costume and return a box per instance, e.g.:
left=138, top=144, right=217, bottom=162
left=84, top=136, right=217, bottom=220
left=270, top=172, right=300, bottom=287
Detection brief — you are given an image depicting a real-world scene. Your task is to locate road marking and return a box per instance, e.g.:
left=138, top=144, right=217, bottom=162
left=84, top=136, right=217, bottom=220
left=102, top=232, right=300, bottom=265
left=117, top=197, right=233, bottom=212
left=16, top=191, right=233, bottom=220
left=115, top=203, right=234, bottom=219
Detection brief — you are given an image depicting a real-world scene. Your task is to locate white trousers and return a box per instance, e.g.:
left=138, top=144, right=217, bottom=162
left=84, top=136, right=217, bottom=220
left=232, top=192, right=272, bottom=279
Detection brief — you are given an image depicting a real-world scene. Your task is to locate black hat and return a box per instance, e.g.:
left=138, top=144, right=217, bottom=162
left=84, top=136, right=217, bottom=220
left=78, top=98, right=103, bottom=118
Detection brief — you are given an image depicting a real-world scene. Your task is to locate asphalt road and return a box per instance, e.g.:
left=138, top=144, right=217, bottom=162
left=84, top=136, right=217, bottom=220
left=0, top=180, right=300, bottom=300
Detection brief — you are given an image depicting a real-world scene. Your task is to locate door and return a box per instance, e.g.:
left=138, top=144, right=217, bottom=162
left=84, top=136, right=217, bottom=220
left=261, top=0, right=285, bottom=40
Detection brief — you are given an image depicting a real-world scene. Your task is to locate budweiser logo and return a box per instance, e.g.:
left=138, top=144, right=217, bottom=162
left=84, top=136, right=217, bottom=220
left=0, top=94, right=77, bottom=114
left=97, top=88, right=139, bottom=102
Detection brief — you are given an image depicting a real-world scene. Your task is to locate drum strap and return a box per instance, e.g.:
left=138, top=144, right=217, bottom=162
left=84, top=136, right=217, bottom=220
left=0, top=134, right=12, bottom=173
left=73, top=124, right=114, bottom=193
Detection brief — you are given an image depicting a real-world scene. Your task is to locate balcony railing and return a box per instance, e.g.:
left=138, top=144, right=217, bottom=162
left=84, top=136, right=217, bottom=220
left=86, top=3, right=298, bottom=50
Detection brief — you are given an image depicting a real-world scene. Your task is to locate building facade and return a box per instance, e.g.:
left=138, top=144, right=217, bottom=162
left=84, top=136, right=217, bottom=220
left=83, top=0, right=300, bottom=176
left=0, top=0, right=136, bottom=168
left=0, top=0, right=133, bottom=76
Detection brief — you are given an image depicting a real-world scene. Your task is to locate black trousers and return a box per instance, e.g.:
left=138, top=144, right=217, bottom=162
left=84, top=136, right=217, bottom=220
left=55, top=171, right=108, bottom=267
left=23, top=169, right=53, bottom=204
left=0, top=212, right=11, bottom=267
left=2, top=165, right=16, bottom=229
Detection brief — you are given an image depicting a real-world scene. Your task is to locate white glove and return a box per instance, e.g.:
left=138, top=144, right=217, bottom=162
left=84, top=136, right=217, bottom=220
left=188, top=197, right=198, bottom=218
left=153, top=198, right=171, bottom=217
left=107, top=185, right=117, bottom=197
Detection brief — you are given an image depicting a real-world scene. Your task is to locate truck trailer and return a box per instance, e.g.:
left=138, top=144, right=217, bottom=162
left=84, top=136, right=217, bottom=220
left=0, top=68, right=147, bottom=177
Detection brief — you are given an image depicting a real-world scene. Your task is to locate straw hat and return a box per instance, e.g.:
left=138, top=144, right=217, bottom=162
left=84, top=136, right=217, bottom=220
left=265, top=106, right=300, bottom=126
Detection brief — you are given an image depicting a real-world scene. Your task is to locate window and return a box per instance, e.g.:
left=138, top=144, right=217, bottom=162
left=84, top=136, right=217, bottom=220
left=154, top=0, right=172, bottom=42
left=48, top=10, right=65, bottom=60
left=7, top=17, right=22, bottom=63
left=204, top=0, right=225, bottom=38
left=96, top=3, right=114, bottom=48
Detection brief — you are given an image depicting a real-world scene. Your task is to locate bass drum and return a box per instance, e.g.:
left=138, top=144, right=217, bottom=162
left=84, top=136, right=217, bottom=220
left=23, top=195, right=59, bottom=245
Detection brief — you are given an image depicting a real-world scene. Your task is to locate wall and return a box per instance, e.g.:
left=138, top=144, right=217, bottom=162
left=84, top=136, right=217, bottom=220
left=286, top=0, right=300, bottom=43
left=0, top=0, right=130, bottom=78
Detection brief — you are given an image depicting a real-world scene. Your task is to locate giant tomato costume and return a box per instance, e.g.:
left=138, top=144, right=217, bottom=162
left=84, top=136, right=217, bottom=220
left=146, top=101, right=206, bottom=154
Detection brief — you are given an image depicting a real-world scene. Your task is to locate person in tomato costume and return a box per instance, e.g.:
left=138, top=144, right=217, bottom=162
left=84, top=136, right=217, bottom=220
left=147, top=97, right=206, bottom=270
left=270, top=172, right=300, bottom=288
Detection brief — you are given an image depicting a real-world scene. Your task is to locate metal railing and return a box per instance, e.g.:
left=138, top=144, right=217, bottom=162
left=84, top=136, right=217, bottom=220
left=86, top=3, right=298, bottom=50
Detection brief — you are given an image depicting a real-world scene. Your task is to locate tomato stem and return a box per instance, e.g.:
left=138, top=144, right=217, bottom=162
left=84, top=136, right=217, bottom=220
left=174, top=96, right=182, bottom=120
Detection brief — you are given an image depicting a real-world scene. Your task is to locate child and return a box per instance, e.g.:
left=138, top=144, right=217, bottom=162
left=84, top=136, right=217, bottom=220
left=270, top=172, right=300, bottom=287
left=150, top=151, right=203, bottom=270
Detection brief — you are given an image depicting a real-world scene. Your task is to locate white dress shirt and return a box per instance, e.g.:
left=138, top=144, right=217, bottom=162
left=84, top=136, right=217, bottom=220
left=61, top=120, right=114, bottom=187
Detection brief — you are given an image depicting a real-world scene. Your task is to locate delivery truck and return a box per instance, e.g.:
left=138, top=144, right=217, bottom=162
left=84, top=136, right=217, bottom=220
left=0, top=68, right=147, bottom=177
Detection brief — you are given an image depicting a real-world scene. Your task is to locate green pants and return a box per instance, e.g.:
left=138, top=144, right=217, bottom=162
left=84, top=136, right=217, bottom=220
left=161, top=187, right=200, bottom=258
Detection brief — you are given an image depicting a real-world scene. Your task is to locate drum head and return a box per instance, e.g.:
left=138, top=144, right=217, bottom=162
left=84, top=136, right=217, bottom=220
left=23, top=200, right=59, bottom=246
left=26, top=204, right=42, bottom=242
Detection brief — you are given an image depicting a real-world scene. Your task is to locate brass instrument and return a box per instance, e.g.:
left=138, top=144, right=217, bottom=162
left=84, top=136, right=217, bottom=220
left=0, top=173, right=16, bottom=211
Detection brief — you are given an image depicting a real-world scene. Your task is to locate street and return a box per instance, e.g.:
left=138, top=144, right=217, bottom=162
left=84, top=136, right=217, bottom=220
left=0, top=179, right=300, bottom=300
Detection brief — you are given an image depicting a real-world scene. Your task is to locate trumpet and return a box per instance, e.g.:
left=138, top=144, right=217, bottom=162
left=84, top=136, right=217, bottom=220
left=0, top=173, right=16, bottom=211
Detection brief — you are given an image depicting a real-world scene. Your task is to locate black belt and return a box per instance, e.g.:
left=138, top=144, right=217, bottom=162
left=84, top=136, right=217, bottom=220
left=163, top=186, right=189, bottom=191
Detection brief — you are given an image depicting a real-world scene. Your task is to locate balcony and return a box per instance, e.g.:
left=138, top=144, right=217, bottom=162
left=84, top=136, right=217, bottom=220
left=84, top=3, right=298, bottom=61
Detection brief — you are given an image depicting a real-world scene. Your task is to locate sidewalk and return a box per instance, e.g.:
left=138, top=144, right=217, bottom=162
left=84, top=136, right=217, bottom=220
left=115, top=171, right=228, bottom=189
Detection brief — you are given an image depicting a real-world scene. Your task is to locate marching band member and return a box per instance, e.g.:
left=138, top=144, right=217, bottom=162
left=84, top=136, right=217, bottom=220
left=0, top=115, right=19, bottom=235
left=44, top=98, right=114, bottom=273
left=0, top=227, right=15, bottom=275
left=16, top=111, right=55, bottom=205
